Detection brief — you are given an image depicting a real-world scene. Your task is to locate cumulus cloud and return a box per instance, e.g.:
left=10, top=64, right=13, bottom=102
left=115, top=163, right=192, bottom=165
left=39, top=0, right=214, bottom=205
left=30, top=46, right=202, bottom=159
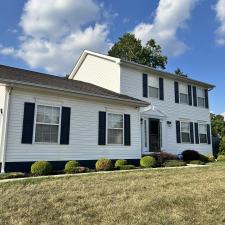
left=0, top=0, right=112, bottom=74
left=132, top=0, right=200, bottom=56
left=214, top=0, right=225, bottom=45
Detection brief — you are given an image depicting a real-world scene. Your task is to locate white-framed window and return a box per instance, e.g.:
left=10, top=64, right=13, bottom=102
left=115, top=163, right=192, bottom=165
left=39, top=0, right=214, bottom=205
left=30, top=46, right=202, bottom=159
left=148, top=76, right=159, bottom=99
left=179, top=84, right=188, bottom=105
left=199, top=124, right=208, bottom=144
left=197, top=88, right=205, bottom=108
left=107, top=113, right=124, bottom=145
left=34, top=105, right=61, bottom=143
left=181, top=122, right=191, bottom=143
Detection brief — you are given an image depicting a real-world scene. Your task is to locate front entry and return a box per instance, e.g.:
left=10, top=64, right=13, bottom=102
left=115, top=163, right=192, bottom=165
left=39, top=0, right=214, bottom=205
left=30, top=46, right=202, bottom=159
left=149, top=118, right=161, bottom=152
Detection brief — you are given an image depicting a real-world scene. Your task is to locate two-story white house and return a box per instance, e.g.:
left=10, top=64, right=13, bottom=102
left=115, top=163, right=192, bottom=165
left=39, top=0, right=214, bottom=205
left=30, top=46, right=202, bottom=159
left=69, top=50, right=215, bottom=156
left=0, top=50, right=215, bottom=172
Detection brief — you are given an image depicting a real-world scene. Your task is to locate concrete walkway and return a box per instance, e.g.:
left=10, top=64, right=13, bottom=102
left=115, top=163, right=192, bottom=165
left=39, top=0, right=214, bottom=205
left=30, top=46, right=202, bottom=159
left=0, top=164, right=208, bottom=183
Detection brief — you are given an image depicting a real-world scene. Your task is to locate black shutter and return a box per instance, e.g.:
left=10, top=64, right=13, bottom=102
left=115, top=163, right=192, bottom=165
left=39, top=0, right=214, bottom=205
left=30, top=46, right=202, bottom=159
left=174, top=82, right=179, bottom=103
left=124, top=114, right=131, bottom=146
left=205, top=89, right=209, bottom=109
left=176, top=121, right=181, bottom=143
left=190, top=122, right=194, bottom=144
left=188, top=85, right=192, bottom=106
left=159, top=77, right=164, bottom=100
left=22, top=102, right=35, bottom=144
left=193, top=86, right=197, bottom=107
left=194, top=123, right=199, bottom=144
left=143, top=74, right=148, bottom=98
left=98, top=111, right=106, bottom=145
left=60, top=107, right=71, bottom=145
left=207, top=124, right=211, bottom=144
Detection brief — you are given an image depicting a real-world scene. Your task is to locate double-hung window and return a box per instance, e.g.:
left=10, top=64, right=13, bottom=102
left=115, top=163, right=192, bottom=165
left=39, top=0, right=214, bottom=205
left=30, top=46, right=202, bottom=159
left=179, top=84, right=188, bottom=105
left=199, top=124, right=208, bottom=144
left=107, top=113, right=124, bottom=144
left=35, top=105, right=60, bottom=143
left=149, top=76, right=159, bottom=99
left=181, top=122, right=190, bottom=143
left=197, top=88, right=205, bottom=108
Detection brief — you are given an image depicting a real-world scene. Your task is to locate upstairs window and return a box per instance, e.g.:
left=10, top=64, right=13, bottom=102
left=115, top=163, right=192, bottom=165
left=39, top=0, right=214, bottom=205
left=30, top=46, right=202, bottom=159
left=179, top=84, right=188, bottom=105
left=149, top=76, right=159, bottom=99
left=35, top=105, right=60, bottom=143
left=197, top=88, right=205, bottom=108
left=107, top=113, right=124, bottom=145
left=181, top=122, right=190, bottom=143
left=199, top=124, right=208, bottom=143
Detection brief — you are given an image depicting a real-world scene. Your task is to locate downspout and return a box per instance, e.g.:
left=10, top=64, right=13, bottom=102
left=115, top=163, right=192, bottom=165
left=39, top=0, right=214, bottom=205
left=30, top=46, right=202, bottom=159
left=1, top=86, right=12, bottom=173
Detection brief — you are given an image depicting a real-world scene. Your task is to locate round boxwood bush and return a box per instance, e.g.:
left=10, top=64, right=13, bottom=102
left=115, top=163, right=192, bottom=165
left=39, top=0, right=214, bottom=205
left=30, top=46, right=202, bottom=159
left=95, top=158, right=113, bottom=171
left=217, top=155, right=225, bottom=161
left=31, top=161, right=52, bottom=175
left=115, top=159, right=127, bottom=168
left=140, top=156, right=156, bottom=168
left=181, top=150, right=200, bottom=162
left=163, top=160, right=186, bottom=167
left=64, top=160, right=80, bottom=174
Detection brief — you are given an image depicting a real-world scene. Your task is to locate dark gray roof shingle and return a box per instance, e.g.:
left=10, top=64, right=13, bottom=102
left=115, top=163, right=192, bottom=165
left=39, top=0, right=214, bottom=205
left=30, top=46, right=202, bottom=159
left=0, top=64, right=149, bottom=106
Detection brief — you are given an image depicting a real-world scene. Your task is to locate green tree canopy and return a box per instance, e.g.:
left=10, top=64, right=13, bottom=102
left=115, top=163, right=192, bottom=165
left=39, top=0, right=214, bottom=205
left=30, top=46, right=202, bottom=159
left=108, top=33, right=167, bottom=70
left=211, top=113, right=225, bottom=138
left=174, top=68, right=187, bottom=76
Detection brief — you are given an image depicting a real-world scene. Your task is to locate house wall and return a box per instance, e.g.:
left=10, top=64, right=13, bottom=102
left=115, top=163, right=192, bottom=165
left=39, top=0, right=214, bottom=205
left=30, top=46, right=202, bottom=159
left=72, top=54, right=121, bottom=93
left=120, top=65, right=212, bottom=155
left=0, top=84, right=6, bottom=158
left=5, top=87, right=141, bottom=163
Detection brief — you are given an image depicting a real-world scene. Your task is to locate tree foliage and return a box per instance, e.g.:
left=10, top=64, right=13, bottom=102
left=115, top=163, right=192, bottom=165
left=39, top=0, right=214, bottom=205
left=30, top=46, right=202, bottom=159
left=211, top=113, right=225, bottom=138
left=108, top=33, right=167, bottom=69
left=174, top=68, right=187, bottom=76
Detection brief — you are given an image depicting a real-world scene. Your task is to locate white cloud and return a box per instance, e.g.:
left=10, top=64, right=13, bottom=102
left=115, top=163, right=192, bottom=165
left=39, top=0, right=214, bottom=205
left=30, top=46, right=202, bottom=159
left=132, top=0, right=200, bottom=56
left=214, top=0, right=225, bottom=45
left=0, top=0, right=112, bottom=75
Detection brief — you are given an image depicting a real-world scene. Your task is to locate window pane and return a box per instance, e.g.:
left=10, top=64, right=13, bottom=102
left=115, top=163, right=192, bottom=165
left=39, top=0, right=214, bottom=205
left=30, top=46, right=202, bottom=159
left=36, top=105, right=60, bottom=124
left=181, top=122, right=190, bottom=132
left=51, top=107, right=60, bottom=123
left=199, top=124, right=207, bottom=134
left=149, top=86, right=159, bottom=98
left=108, top=113, right=123, bottom=129
left=198, top=97, right=205, bottom=107
left=35, top=124, right=59, bottom=143
left=36, top=105, right=45, bottom=123
left=181, top=132, right=190, bottom=143
left=144, top=120, right=147, bottom=147
left=180, top=93, right=188, bottom=104
left=200, top=134, right=207, bottom=143
left=107, top=129, right=123, bottom=144
left=197, top=88, right=204, bottom=98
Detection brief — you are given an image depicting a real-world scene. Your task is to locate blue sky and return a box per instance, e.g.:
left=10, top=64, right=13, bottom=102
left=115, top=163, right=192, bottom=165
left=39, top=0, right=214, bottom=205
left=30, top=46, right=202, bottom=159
left=0, top=0, right=225, bottom=114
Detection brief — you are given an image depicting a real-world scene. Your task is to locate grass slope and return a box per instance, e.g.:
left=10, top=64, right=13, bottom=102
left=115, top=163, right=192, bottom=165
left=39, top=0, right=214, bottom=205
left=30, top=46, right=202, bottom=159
left=0, top=163, right=225, bottom=225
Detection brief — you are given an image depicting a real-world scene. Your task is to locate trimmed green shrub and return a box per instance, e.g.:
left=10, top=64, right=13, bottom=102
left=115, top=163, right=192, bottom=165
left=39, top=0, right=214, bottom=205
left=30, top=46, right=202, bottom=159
left=208, top=155, right=215, bottom=162
left=95, top=158, right=113, bottom=171
left=118, top=165, right=136, bottom=170
left=140, top=156, right=156, bottom=168
left=182, top=150, right=200, bottom=161
left=163, top=160, right=186, bottom=167
left=64, top=160, right=80, bottom=174
left=68, top=166, right=89, bottom=173
left=189, top=160, right=205, bottom=165
left=115, top=159, right=127, bottom=168
left=219, top=137, right=225, bottom=155
left=31, top=161, right=52, bottom=175
left=199, top=154, right=209, bottom=163
left=217, top=155, right=225, bottom=161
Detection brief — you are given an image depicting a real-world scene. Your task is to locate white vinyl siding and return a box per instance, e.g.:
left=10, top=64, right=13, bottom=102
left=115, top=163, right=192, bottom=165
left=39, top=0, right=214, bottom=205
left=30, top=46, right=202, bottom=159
left=199, top=124, right=208, bottom=144
left=181, top=122, right=191, bottom=143
left=5, top=87, right=141, bottom=162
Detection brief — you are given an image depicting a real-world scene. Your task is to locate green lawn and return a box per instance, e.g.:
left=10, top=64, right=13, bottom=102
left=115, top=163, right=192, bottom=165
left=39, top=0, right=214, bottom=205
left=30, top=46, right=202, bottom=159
left=0, top=163, right=225, bottom=225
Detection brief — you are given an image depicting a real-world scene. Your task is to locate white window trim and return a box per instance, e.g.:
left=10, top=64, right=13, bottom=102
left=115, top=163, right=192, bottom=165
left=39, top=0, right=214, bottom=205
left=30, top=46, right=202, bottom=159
left=197, top=88, right=205, bottom=108
left=106, top=112, right=124, bottom=146
left=33, top=104, right=62, bottom=144
left=148, top=86, right=159, bottom=99
left=180, top=121, right=191, bottom=144
left=198, top=123, right=208, bottom=144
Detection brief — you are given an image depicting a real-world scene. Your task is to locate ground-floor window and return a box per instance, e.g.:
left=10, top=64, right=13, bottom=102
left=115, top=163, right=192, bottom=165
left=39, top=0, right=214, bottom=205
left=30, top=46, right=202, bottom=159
left=199, top=124, right=208, bottom=143
left=107, top=113, right=124, bottom=145
left=181, top=122, right=190, bottom=143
